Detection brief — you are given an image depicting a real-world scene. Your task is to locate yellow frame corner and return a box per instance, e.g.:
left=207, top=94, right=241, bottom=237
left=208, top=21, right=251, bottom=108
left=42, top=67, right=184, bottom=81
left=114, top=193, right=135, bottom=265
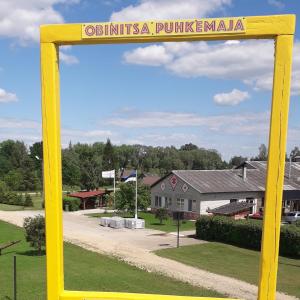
left=40, top=14, right=295, bottom=300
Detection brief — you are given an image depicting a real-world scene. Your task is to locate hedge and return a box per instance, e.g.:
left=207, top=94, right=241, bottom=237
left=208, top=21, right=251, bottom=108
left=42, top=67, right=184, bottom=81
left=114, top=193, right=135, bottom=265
left=62, top=196, right=81, bottom=211
left=196, top=216, right=300, bottom=257
left=0, top=191, right=24, bottom=206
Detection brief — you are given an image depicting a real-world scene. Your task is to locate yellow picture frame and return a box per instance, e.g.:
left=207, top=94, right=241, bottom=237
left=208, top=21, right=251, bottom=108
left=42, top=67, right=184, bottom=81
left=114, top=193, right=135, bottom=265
left=40, top=14, right=295, bottom=300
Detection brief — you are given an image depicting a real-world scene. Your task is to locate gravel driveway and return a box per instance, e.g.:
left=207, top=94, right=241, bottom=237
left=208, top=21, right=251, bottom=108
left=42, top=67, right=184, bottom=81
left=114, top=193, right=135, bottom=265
left=0, top=210, right=297, bottom=300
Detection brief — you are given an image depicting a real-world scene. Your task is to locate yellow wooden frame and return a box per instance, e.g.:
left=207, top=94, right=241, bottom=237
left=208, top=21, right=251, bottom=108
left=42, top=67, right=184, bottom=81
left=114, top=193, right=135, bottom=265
left=40, top=14, right=295, bottom=300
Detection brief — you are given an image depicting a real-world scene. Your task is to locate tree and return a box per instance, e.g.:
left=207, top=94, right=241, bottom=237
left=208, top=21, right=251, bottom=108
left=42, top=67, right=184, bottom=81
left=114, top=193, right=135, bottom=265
left=0, top=140, right=41, bottom=191
left=4, top=170, right=23, bottom=190
left=251, top=144, right=268, bottom=161
left=103, top=138, right=116, bottom=171
left=62, top=147, right=81, bottom=187
left=155, top=208, right=169, bottom=224
left=115, top=183, right=150, bottom=214
left=74, top=144, right=103, bottom=190
left=180, top=143, right=198, bottom=151
left=23, top=215, right=45, bottom=255
left=290, top=146, right=300, bottom=160
left=229, top=156, right=247, bottom=167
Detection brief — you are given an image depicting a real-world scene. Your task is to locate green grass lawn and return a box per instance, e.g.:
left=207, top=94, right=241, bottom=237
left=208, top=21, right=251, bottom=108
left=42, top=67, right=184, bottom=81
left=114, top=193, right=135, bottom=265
left=0, top=221, right=222, bottom=300
left=0, top=193, right=43, bottom=211
left=156, top=243, right=300, bottom=298
left=86, top=211, right=195, bottom=232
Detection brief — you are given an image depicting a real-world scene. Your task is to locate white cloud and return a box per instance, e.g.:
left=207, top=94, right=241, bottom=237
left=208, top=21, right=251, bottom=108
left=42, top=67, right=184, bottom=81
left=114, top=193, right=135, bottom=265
left=268, top=0, right=285, bottom=9
left=0, top=0, right=79, bottom=44
left=0, top=117, right=39, bottom=129
left=124, top=45, right=172, bottom=66
left=126, top=132, right=199, bottom=148
left=59, top=51, right=79, bottom=65
left=0, top=117, right=114, bottom=146
left=0, top=118, right=41, bottom=144
left=122, top=40, right=300, bottom=96
left=0, top=88, right=18, bottom=103
left=110, top=0, right=231, bottom=21
left=1, top=115, right=299, bottom=161
left=106, top=109, right=270, bottom=135
left=62, top=128, right=113, bottom=139
left=213, top=89, right=250, bottom=106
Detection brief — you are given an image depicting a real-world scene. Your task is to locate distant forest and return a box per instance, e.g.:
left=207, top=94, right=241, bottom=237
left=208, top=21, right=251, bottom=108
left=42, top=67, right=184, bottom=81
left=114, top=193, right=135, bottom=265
left=0, top=139, right=299, bottom=191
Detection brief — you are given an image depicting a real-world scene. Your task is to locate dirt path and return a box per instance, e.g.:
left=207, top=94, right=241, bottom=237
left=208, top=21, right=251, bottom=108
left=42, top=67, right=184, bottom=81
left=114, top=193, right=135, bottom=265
left=0, top=210, right=297, bottom=300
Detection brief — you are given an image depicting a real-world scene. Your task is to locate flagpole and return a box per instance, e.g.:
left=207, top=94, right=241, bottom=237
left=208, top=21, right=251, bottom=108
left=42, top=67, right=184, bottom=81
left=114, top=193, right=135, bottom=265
left=113, top=170, right=116, bottom=209
left=135, top=169, right=138, bottom=220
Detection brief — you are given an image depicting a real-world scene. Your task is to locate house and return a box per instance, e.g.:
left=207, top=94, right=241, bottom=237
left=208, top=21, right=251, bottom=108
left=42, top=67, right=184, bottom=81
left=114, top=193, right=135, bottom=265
left=150, top=161, right=300, bottom=219
left=140, top=174, right=161, bottom=187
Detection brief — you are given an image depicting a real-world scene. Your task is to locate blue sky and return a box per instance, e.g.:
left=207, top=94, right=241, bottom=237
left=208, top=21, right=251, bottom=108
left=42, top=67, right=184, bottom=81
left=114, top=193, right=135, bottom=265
left=0, top=0, right=300, bottom=160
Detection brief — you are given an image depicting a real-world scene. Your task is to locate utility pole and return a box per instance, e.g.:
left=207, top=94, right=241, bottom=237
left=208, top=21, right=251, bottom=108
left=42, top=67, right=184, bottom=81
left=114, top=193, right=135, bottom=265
left=13, top=255, right=17, bottom=300
left=135, top=169, right=138, bottom=219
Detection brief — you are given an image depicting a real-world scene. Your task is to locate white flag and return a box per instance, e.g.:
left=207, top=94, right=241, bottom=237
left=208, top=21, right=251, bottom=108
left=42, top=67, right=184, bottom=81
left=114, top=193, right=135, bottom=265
left=102, top=170, right=115, bottom=178
left=125, top=176, right=136, bottom=183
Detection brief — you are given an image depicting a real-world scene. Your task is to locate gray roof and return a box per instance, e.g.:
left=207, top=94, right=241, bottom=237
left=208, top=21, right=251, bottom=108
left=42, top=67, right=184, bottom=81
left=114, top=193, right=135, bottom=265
left=208, top=201, right=254, bottom=215
left=173, top=170, right=259, bottom=193
left=240, top=161, right=300, bottom=191
left=152, top=161, right=300, bottom=194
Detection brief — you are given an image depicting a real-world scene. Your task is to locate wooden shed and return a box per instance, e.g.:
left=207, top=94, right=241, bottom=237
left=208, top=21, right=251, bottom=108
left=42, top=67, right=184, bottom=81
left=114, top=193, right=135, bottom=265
left=69, top=190, right=105, bottom=210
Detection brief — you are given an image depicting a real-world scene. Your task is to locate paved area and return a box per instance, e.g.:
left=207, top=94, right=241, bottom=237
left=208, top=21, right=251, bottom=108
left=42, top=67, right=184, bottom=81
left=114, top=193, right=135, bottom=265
left=0, top=210, right=297, bottom=300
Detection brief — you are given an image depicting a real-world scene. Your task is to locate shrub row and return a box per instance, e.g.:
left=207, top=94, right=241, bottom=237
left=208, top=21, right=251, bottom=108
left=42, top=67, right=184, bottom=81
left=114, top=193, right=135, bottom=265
left=62, top=196, right=81, bottom=211
left=196, top=216, right=300, bottom=257
left=0, top=192, right=33, bottom=207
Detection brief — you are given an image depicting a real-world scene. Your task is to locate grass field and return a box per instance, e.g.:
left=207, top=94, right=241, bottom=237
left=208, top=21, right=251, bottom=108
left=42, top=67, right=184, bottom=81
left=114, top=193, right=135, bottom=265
left=156, top=243, right=300, bottom=298
left=0, top=193, right=43, bottom=211
left=0, top=220, right=222, bottom=300
left=87, top=211, right=196, bottom=232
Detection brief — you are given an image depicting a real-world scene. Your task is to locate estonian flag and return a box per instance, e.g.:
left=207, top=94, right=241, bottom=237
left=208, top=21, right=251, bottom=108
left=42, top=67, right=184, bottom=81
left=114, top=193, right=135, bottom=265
left=124, top=170, right=137, bottom=183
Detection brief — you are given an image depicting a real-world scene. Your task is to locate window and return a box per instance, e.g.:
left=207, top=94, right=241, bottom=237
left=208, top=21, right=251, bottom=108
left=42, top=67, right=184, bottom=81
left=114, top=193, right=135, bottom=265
left=230, top=199, right=237, bottom=203
left=165, top=198, right=172, bottom=208
left=188, top=199, right=192, bottom=212
left=177, top=198, right=185, bottom=211
left=155, top=196, right=162, bottom=207
left=188, top=199, right=196, bottom=212
left=246, top=197, right=255, bottom=214
left=192, top=200, right=197, bottom=212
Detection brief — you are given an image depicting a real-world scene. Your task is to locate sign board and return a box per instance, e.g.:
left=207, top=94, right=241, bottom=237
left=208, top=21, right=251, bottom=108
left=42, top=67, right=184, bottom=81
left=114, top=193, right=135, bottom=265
left=172, top=211, right=184, bottom=220
left=82, top=17, right=246, bottom=39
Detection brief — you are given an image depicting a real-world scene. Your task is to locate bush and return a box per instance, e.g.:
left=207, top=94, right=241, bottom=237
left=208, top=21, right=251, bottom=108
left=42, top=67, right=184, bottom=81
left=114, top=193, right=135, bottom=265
left=23, top=215, right=45, bottom=255
left=62, top=196, right=81, bottom=211
left=0, top=180, right=8, bottom=203
left=5, top=191, right=19, bottom=205
left=15, top=194, right=24, bottom=206
left=24, top=194, right=34, bottom=207
left=0, top=189, right=25, bottom=206
left=196, top=216, right=300, bottom=257
left=155, top=208, right=169, bottom=224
